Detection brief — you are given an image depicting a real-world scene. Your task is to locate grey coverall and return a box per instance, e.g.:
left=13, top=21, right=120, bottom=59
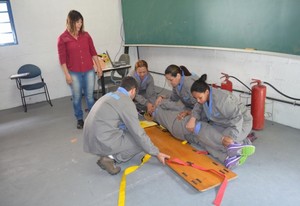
left=128, top=70, right=157, bottom=111
left=160, top=75, right=198, bottom=111
left=83, top=87, right=159, bottom=162
left=153, top=87, right=252, bottom=162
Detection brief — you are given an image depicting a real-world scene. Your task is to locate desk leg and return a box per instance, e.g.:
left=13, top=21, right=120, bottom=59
left=101, top=75, right=106, bottom=96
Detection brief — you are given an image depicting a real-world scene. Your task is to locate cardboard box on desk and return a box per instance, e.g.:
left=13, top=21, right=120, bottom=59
left=98, top=53, right=111, bottom=68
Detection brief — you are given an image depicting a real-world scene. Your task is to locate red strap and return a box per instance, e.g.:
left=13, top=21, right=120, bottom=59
left=167, top=158, right=228, bottom=206
left=195, top=150, right=209, bottom=155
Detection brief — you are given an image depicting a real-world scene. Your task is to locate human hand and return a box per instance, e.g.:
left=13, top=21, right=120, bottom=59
left=155, top=96, right=164, bottom=107
left=147, top=103, right=154, bottom=114
left=222, top=136, right=234, bottom=147
left=176, top=110, right=190, bottom=120
left=65, top=74, right=72, bottom=85
left=97, top=68, right=103, bottom=78
left=186, top=116, right=196, bottom=132
left=157, top=152, right=170, bottom=165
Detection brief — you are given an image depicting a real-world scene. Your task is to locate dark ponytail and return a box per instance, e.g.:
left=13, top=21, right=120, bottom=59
left=165, top=64, right=191, bottom=77
left=191, top=74, right=209, bottom=93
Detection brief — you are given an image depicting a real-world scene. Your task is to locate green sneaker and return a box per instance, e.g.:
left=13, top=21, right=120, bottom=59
left=227, top=143, right=255, bottom=157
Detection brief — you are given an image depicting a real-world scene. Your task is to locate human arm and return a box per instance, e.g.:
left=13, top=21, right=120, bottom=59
left=92, top=55, right=103, bottom=78
left=185, top=116, right=196, bottom=133
left=119, top=96, right=160, bottom=155
left=86, top=32, right=102, bottom=77
left=133, top=90, right=155, bottom=113
left=157, top=152, right=170, bottom=165
left=169, top=87, right=181, bottom=102
left=186, top=103, right=204, bottom=132
left=146, top=102, right=155, bottom=114
left=61, top=63, right=72, bottom=84
left=134, top=75, right=157, bottom=113
left=177, top=110, right=191, bottom=120
left=155, top=86, right=179, bottom=107
left=144, top=76, right=157, bottom=114
left=154, top=95, right=165, bottom=107
left=57, top=36, right=72, bottom=85
left=145, top=75, right=157, bottom=105
left=118, top=97, right=170, bottom=164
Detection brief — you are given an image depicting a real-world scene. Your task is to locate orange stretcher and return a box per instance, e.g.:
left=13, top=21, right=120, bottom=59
left=144, top=125, right=238, bottom=192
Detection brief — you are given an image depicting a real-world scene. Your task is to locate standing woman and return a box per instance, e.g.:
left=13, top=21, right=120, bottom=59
left=57, top=10, right=103, bottom=129
left=155, top=64, right=198, bottom=119
left=129, top=60, right=157, bottom=114
left=189, top=74, right=255, bottom=168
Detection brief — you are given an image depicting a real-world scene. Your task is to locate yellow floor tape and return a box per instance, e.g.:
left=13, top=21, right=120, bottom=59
left=118, top=154, right=151, bottom=206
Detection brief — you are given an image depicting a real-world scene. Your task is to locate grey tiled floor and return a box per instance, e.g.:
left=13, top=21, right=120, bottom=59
left=0, top=97, right=300, bottom=206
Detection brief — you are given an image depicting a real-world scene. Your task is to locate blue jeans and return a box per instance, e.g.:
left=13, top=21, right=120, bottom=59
left=69, top=69, right=95, bottom=120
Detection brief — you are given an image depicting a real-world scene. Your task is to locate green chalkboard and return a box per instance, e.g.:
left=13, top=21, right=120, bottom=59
left=122, top=0, right=300, bottom=55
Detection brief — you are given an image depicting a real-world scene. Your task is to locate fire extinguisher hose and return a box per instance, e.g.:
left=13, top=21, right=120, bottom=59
left=228, top=75, right=252, bottom=91
left=263, top=81, right=300, bottom=101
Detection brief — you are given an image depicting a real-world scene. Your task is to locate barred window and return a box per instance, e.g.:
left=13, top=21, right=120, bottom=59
left=0, top=0, right=18, bottom=46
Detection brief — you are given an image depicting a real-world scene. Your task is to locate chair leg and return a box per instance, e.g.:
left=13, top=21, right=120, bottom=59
left=44, top=85, right=53, bottom=106
left=19, top=89, right=27, bottom=112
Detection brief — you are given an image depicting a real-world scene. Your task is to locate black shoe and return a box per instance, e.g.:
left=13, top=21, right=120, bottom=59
left=77, top=119, right=84, bottom=129
left=97, top=156, right=121, bottom=175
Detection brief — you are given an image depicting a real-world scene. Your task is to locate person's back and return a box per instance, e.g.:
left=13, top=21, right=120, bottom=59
left=83, top=76, right=170, bottom=175
left=202, top=87, right=252, bottom=141
left=83, top=90, right=135, bottom=155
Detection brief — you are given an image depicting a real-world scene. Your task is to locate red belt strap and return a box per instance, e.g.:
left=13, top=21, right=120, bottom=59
left=195, top=150, right=209, bottom=155
left=167, top=157, right=228, bottom=206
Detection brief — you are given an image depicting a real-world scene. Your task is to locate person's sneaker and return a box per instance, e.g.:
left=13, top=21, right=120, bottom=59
left=227, top=143, right=255, bottom=157
left=97, top=156, right=121, bottom=175
left=238, top=155, right=249, bottom=166
left=247, top=132, right=257, bottom=143
left=224, top=155, right=241, bottom=169
left=77, top=119, right=84, bottom=129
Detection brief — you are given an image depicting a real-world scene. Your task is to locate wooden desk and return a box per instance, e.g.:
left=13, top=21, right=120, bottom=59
left=96, top=65, right=131, bottom=98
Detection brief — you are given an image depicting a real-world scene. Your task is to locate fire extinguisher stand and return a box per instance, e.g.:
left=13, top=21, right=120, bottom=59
left=251, top=79, right=267, bottom=130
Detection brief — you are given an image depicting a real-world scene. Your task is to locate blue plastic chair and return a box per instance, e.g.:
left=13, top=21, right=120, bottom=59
left=14, top=64, right=53, bottom=112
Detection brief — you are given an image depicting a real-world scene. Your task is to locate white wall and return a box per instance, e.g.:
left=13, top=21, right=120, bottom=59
left=1, top=1, right=300, bottom=130
left=0, top=0, right=123, bottom=110
left=128, top=46, right=300, bottom=129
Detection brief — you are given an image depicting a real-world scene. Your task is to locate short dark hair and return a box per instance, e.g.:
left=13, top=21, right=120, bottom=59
left=120, top=76, right=138, bottom=91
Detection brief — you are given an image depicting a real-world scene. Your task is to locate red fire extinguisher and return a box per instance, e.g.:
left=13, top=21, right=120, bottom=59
left=251, top=79, right=267, bottom=130
left=220, top=73, right=233, bottom=92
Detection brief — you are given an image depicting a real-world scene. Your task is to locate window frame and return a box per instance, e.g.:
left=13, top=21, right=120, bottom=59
left=0, top=0, right=18, bottom=46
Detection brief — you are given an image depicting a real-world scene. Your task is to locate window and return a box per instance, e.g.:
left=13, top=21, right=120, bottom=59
left=0, top=0, right=17, bottom=46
